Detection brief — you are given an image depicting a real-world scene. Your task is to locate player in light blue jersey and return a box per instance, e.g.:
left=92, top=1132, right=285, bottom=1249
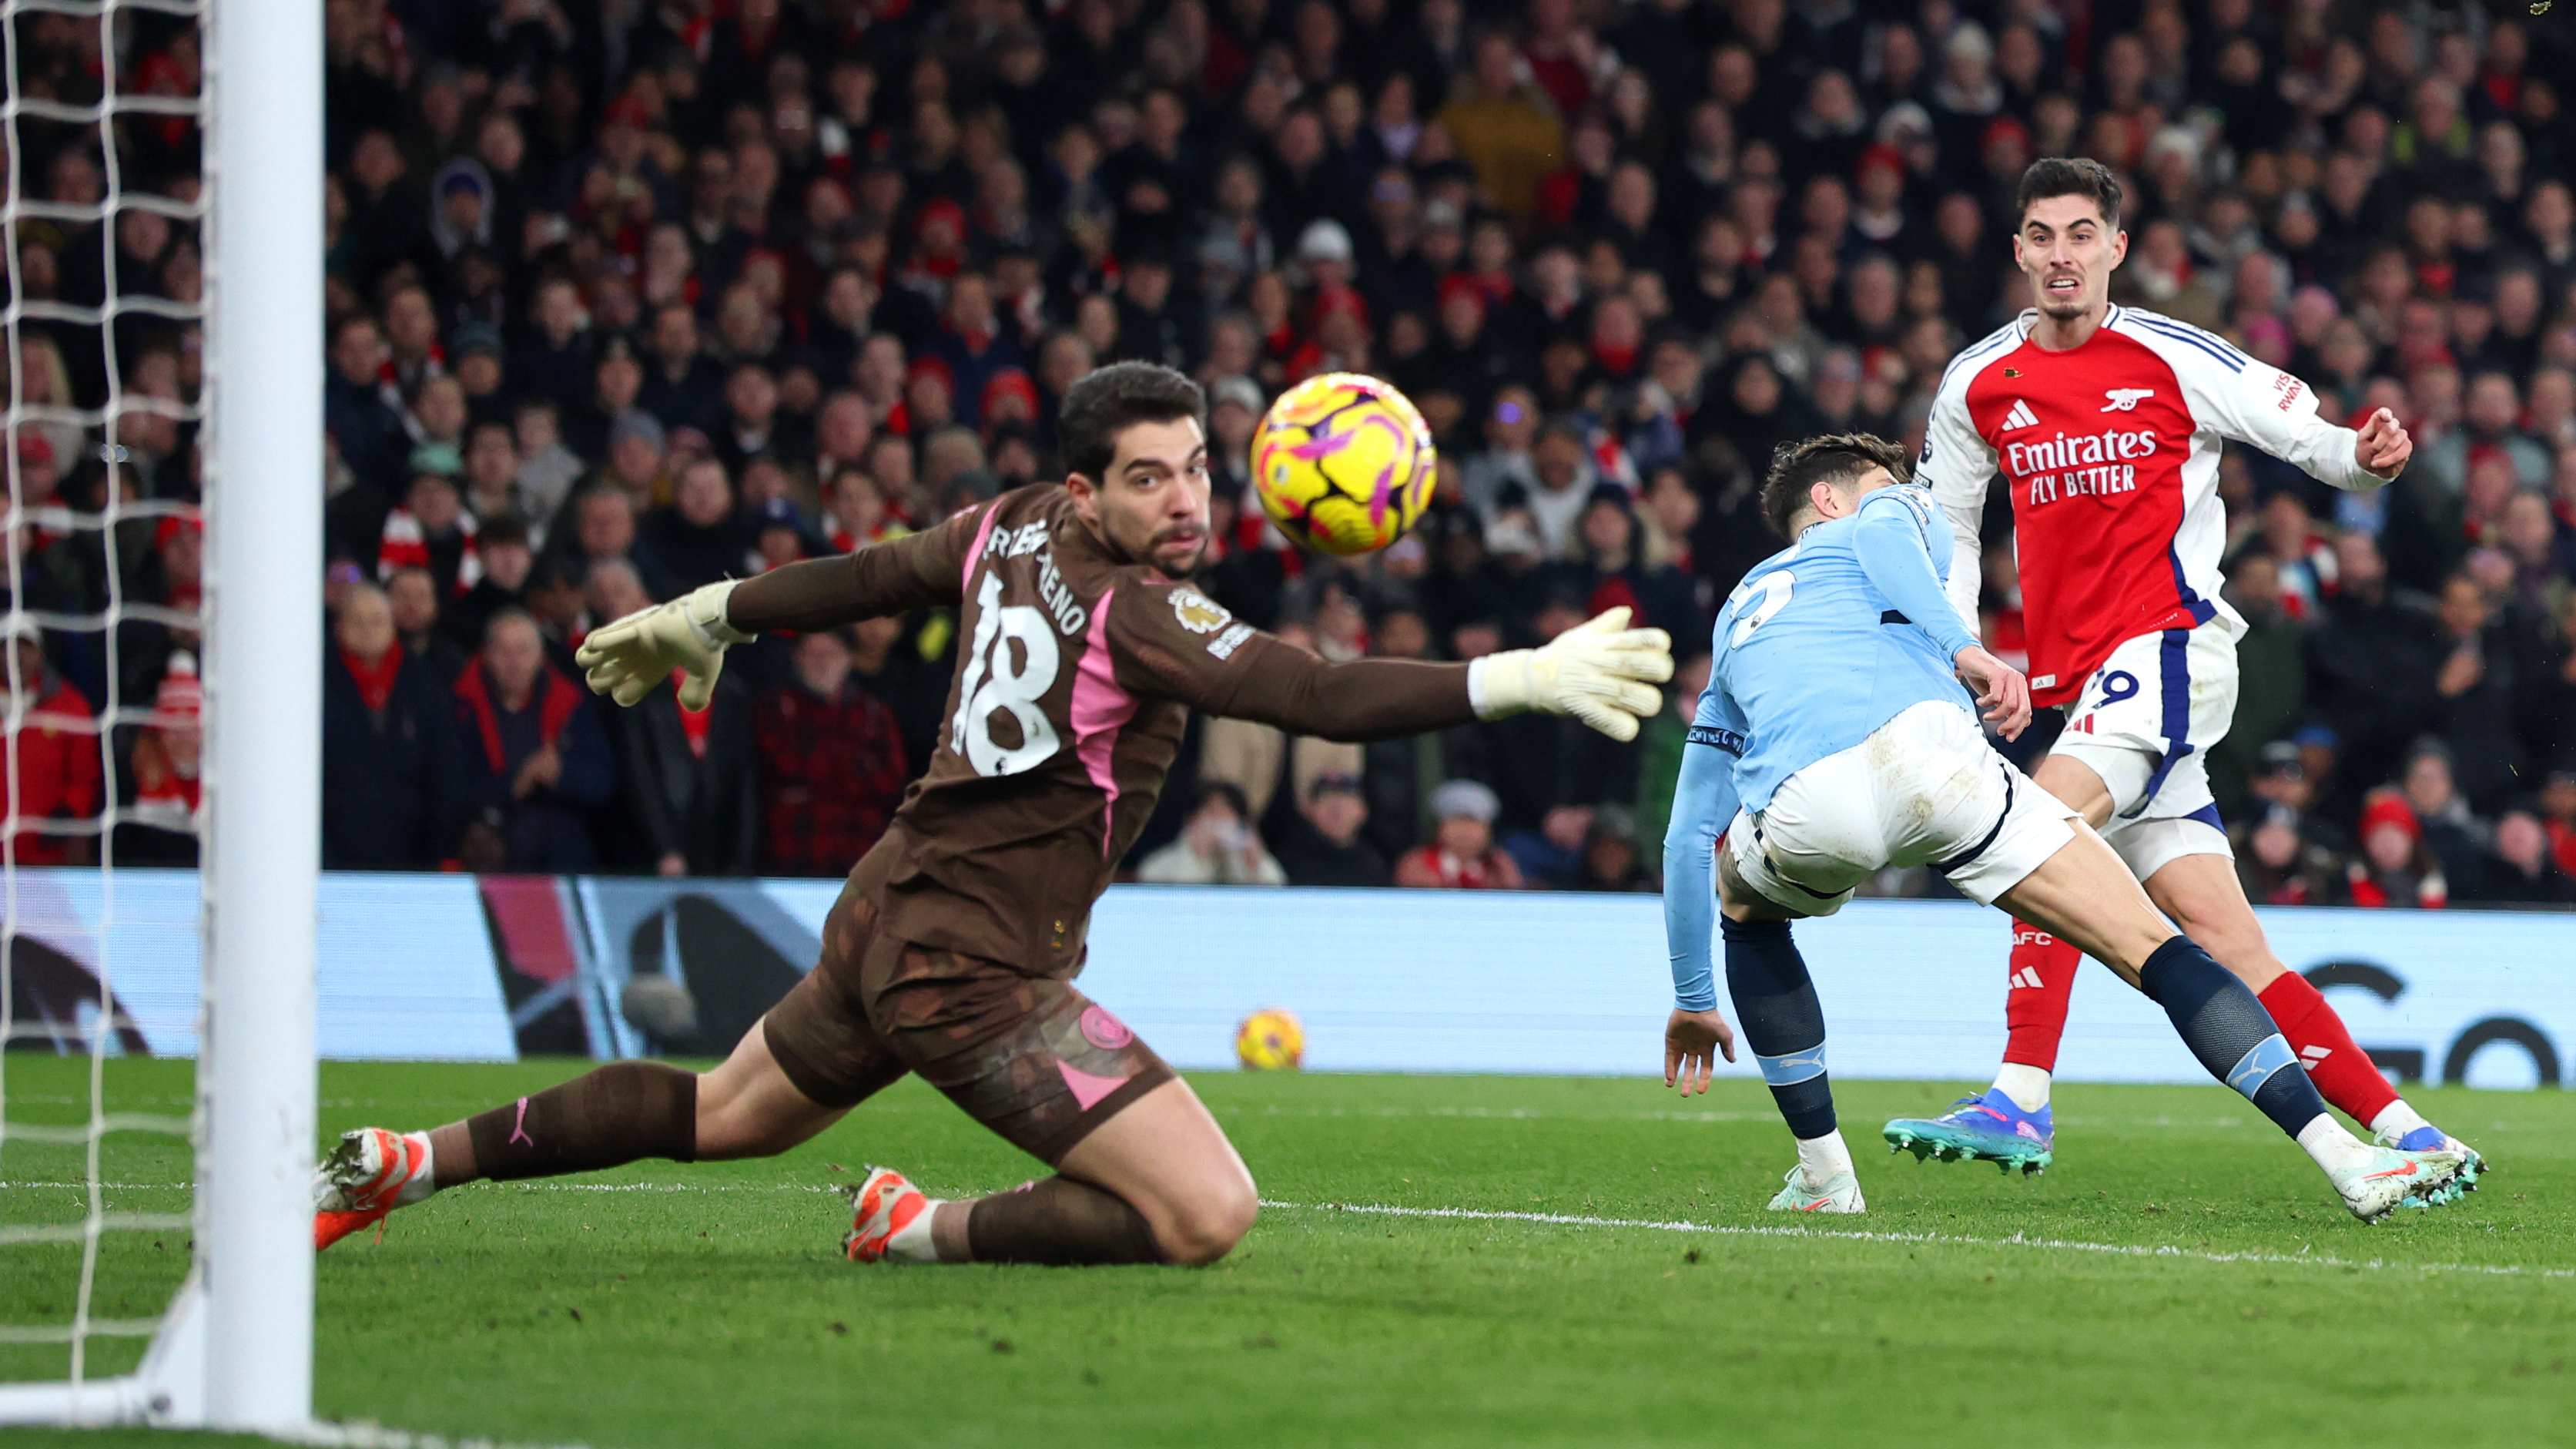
left=1686, top=444, right=2023, bottom=826
left=1657, top=434, right=2465, bottom=1222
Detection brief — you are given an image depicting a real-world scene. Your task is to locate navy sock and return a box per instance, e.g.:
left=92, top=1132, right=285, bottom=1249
left=1722, top=916, right=1835, bottom=1141
left=2137, top=937, right=2330, bottom=1139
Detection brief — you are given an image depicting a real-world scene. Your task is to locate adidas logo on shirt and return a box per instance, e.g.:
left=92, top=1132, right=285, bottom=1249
left=2001, top=399, right=2039, bottom=431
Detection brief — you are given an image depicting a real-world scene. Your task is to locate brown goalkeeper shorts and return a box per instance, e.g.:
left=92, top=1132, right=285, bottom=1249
left=762, top=880, right=1174, bottom=1166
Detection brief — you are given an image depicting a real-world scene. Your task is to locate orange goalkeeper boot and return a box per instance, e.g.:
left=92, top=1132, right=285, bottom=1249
left=842, top=1166, right=932, bottom=1263
left=312, top=1127, right=431, bottom=1250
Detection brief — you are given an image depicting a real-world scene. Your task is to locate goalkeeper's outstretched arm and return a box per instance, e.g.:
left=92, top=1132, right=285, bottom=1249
left=724, top=506, right=981, bottom=632
left=1114, top=592, right=1675, bottom=744
left=578, top=503, right=987, bottom=709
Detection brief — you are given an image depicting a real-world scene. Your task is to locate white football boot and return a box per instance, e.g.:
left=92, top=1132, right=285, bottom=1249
left=1766, top=1164, right=1866, bottom=1214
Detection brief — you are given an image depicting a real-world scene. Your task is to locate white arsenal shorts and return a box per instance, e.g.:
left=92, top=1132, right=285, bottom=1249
left=2052, top=622, right=2239, bottom=881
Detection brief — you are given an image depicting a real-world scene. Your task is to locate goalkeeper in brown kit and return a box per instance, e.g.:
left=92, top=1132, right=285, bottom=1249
left=315, top=362, right=1673, bottom=1266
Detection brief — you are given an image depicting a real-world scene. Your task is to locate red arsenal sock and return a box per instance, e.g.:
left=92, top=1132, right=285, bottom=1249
left=2002, top=920, right=2081, bottom=1073
left=2257, top=971, right=2400, bottom=1126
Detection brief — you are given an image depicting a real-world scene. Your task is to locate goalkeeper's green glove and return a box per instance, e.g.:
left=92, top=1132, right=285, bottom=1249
left=574, top=579, right=752, bottom=709
left=1466, top=605, right=1674, bottom=743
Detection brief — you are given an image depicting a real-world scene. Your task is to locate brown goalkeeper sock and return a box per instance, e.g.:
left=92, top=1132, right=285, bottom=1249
left=449, top=1062, right=699, bottom=1185
left=963, top=1176, right=1165, bottom=1266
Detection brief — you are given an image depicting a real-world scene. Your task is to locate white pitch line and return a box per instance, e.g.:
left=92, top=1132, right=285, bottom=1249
left=1251, top=1103, right=1794, bottom=1124
left=1259, top=1199, right=2576, bottom=1282
left=276, top=1419, right=593, bottom=1449
left=8, top=1179, right=2560, bottom=1283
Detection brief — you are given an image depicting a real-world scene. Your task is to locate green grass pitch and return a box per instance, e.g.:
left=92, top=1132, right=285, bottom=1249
left=4, top=1056, right=2571, bottom=1448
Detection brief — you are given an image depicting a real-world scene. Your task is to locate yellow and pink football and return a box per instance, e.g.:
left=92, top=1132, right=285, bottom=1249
left=1250, top=373, right=1437, bottom=556
left=1234, top=1008, right=1306, bottom=1071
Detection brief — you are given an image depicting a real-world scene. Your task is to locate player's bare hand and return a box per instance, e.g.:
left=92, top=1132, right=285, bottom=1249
left=1953, top=646, right=2032, bottom=740
left=1664, top=1008, right=1737, bottom=1095
left=575, top=579, right=747, bottom=709
left=2437, top=644, right=2484, bottom=698
left=1476, top=605, right=1675, bottom=743
left=2355, top=406, right=2412, bottom=480
left=511, top=743, right=561, bottom=799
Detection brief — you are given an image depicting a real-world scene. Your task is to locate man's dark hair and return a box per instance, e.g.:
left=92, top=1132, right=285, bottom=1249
left=1058, top=361, right=1205, bottom=481
left=1759, top=431, right=1913, bottom=541
left=527, top=558, right=582, bottom=597
left=2016, top=156, right=2123, bottom=231
left=481, top=605, right=539, bottom=647
left=1197, top=780, right=1251, bottom=823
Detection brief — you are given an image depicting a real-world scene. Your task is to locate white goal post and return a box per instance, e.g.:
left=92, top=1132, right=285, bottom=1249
left=0, top=0, right=319, bottom=1433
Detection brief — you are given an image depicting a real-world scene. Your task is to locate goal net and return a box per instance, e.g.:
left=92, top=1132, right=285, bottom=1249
left=0, top=0, right=318, bottom=1432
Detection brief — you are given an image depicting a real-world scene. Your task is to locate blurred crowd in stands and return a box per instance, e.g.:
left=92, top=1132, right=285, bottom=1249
left=4, top=0, right=2575, bottom=907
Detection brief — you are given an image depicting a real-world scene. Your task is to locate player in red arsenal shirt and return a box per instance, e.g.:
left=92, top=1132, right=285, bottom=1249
left=1886, top=159, right=2481, bottom=1191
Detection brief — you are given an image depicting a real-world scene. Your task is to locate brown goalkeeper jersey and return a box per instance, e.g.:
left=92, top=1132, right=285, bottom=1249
left=730, top=484, right=1475, bottom=974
